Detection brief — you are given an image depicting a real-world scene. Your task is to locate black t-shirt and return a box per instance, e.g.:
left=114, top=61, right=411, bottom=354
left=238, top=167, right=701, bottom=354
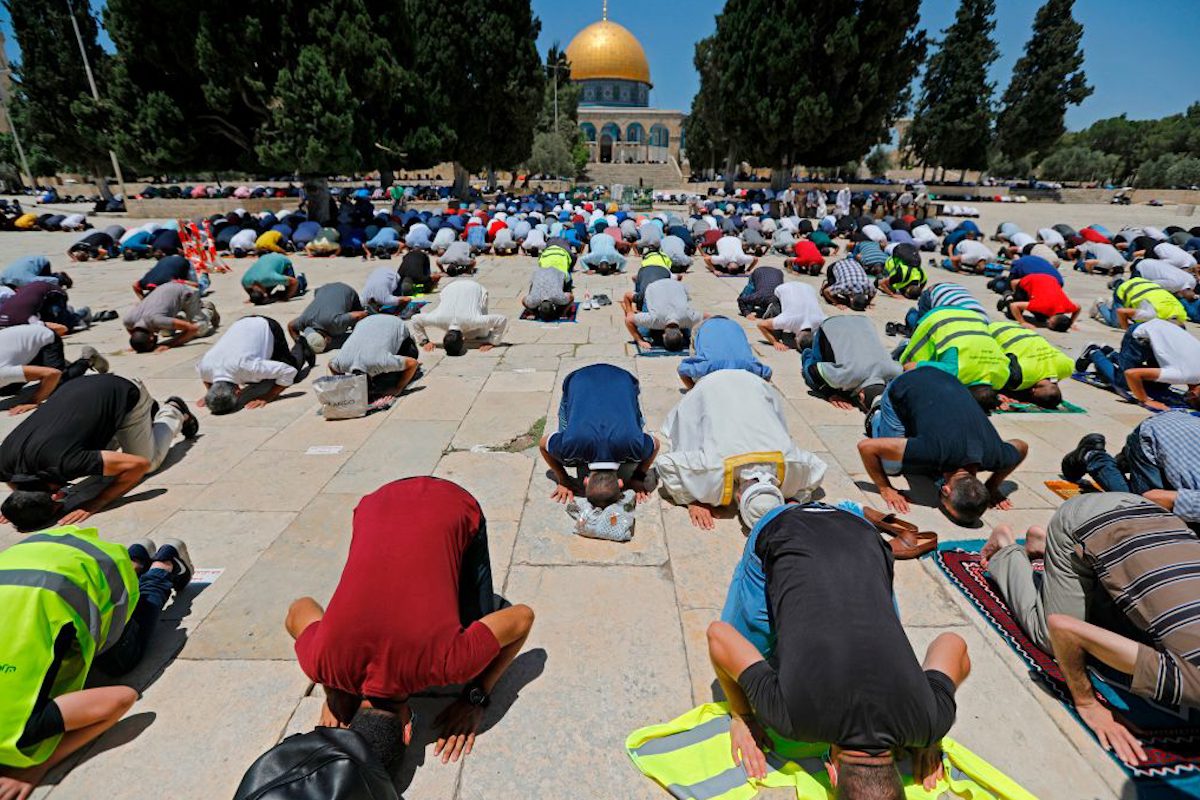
left=757, top=505, right=956, bottom=751
left=152, top=229, right=182, bottom=253
left=634, top=265, right=670, bottom=297
left=0, top=374, right=140, bottom=484
left=74, top=231, right=113, bottom=250
left=398, top=251, right=432, bottom=281
left=891, top=367, right=1020, bottom=474
left=138, top=255, right=191, bottom=289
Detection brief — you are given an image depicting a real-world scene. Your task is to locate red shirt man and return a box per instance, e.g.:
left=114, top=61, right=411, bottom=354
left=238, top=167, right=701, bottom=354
left=1011, top=272, right=1080, bottom=331
left=1080, top=226, right=1111, bottom=244
left=294, top=478, right=500, bottom=699
left=792, top=239, right=825, bottom=266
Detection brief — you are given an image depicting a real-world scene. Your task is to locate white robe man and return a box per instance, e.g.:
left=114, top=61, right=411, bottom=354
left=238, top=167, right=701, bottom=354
left=656, top=369, right=827, bottom=530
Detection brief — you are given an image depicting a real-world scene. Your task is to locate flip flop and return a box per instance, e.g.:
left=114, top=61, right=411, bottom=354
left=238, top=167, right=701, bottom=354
left=887, top=530, right=938, bottom=560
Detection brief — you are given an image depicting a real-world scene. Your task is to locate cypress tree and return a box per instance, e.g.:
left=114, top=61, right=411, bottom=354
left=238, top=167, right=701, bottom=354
left=907, top=0, right=998, bottom=177
left=995, top=0, right=1091, bottom=162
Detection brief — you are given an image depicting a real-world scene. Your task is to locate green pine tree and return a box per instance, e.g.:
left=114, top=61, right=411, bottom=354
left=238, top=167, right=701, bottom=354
left=704, top=0, right=926, bottom=190
left=4, top=0, right=115, bottom=195
left=407, top=0, right=544, bottom=196
left=995, top=0, right=1091, bottom=162
left=907, top=0, right=998, bottom=176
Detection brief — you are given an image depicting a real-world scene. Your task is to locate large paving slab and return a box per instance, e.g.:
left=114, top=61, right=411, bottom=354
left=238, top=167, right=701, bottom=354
left=1, top=198, right=1183, bottom=798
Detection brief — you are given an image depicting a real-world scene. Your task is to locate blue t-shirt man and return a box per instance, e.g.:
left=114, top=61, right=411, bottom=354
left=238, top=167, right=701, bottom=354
left=678, top=316, right=773, bottom=383
left=1, top=256, right=56, bottom=287
left=546, top=364, right=655, bottom=469
left=1008, top=255, right=1063, bottom=286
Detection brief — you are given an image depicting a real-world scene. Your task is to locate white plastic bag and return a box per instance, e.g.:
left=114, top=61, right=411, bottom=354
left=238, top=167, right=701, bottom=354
left=314, top=374, right=368, bottom=420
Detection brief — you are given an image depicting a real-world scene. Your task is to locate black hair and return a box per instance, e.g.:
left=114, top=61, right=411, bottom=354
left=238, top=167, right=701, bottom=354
left=443, top=329, right=466, bottom=356
left=1047, top=314, right=1072, bottom=333
left=945, top=475, right=990, bottom=526
left=849, top=292, right=870, bottom=312
left=1, top=489, right=61, bottom=532
left=795, top=330, right=814, bottom=351
left=661, top=326, right=687, bottom=352
left=536, top=300, right=562, bottom=321
left=968, top=384, right=1001, bottom=413
left=129, top=328, right=157, bottom=353
left=349, top=708, right=405, bottom=770
left=1030, top=381, right=1063, bottom=409
left=247, top=286, right=269, bottom=305
left=55, top=271, right=72, bottom=289
left=399, top=276, right=415, bottom=296
left=586, top=469, right=623, bottom=507
left=836, top=760, right=905, bottom=800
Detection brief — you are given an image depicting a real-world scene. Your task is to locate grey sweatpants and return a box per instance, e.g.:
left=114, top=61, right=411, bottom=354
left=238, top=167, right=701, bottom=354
left=113, top=379, right=184, bottom=473
left=987, top=492, right=1147, bottom=652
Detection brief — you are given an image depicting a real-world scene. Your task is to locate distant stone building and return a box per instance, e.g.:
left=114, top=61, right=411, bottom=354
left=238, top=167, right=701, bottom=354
left=565, top=4, right=684, bottom=167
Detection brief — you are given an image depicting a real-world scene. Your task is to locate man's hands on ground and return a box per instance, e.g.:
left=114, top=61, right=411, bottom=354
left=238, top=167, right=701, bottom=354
left=1075, top=700, right=1146, bottom=766
left=244, top=399, right=268, bottom=409
left=879, top=486, right=909, bottom=513
left=1143, top=399, right=1170, bottom=412
left=434, top=699, right=484, bottom=764
left=550, top=484, right=574, bottom=504
left=688, top=504, right=715, bottom=530
left=771, top=341, right=790, bottom=352
left=7, top=403, right=36, bottom=415
left=318, top=702, right=349, bottom=729
left=728, top=715, right=769, bottom=780
left=828, top=396, right=855, bottom=410
left=911, top=745, right=945, bottom=791
left=422, top=342, right=435, bottom=352
left=58, top=507, right=94, bottom=526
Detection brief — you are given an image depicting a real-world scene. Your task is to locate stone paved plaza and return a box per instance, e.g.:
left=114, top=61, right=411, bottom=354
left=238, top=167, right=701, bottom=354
left=4, top=198, right=1191, bottom=799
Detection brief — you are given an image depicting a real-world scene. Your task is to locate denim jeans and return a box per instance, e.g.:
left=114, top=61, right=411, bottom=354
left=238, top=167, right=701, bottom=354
left=799, top=327, right=832, bottom=394
left=1084, top=428, right=1167, bottom=495
left=1182, top=295, right=1200, bottom=323
left=867, top=384, right=905, bottom=475
left=94, top=568, right=173, bottom=675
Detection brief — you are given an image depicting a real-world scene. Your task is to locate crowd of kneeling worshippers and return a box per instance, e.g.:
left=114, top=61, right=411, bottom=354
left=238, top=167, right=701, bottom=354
left=1, top=191, right=1200, bottom=798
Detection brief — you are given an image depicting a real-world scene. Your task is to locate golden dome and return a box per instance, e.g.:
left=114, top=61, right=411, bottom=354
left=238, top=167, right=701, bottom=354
left=565, top=20, right=651, bottom=86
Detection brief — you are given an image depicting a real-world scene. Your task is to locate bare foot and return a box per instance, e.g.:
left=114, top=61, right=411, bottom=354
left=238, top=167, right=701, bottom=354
left=478, top=343, right=494, bottom=353
left=980, top=524, right=1017, bottom=567
left=1024, top=525, right=1048, bottom=559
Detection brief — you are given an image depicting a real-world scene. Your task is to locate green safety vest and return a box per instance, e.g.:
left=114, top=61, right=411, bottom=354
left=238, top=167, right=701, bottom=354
left=884, top=256, right=926, bottom=292
left=901, top=308, right=1011, bottom=389
left=1117, top=277, right=1186, bottom=323
left=626, top=702, right=1035, bottom=800
left=641, top=251, right=673, bottom=270
left=988, top=321, right=1073, bottom=390
left=0, top=527, right=138, bottom=768
left=538, top=244, right=573, bottom=276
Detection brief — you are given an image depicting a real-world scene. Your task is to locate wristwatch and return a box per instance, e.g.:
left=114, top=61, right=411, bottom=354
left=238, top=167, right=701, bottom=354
left=463, top=683, right=490, bottom=708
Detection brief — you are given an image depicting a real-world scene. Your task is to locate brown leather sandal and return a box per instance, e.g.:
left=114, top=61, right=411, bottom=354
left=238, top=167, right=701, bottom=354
left=862, top=507, right=939, bottom=560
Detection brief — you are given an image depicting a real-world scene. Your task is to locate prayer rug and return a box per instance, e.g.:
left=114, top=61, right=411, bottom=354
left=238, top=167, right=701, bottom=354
left=519, top=302, right=578, bottom=322
left=1072, top=371, right=1199, bottom=415
left=996, top=399, right=1087, bottom=414
left=937, top=540, right=1200, bottom=798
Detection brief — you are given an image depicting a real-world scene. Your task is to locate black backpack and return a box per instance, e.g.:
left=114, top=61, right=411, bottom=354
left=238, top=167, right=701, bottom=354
left=232, top=727, right=399, bottom=800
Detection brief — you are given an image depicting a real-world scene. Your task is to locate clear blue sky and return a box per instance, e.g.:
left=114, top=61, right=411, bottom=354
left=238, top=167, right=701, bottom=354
left=534, top=0, right=1200, bottom=129
left=2, top=1, right=1197, bottom=131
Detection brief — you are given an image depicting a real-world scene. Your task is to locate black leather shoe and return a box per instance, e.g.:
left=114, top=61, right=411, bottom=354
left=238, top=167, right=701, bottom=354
left=1061, top=434, right=1106, bottom=482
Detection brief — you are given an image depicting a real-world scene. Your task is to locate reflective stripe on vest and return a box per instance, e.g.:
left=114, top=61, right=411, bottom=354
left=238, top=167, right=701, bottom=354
left=642, top=251, right=672, bottom=270
left=886, top=257, right=924, bottom=290
left=1118, top=278, right=1185, bottom=320
left=0, top=568, right=101, bottom=644
left=906, top=311, right=991, bottom=358
left=538, top=245, right=572, bottom=274
left=22, top=533, right=130, bottom=650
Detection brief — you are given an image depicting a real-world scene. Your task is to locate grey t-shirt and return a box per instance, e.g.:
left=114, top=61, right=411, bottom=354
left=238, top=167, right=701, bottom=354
left=294, top=282, right=362, bottom=335
left=815, top=315, right=901, bottom=393
left=329, top=314, right=412, bottom=377
left=524, top=267, right=570, bottom=308
left=123, top=281, right=196, bottom=332
left=442, top=241, right=473, bottom=266
left=633, top=278, right=701, bottom=330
